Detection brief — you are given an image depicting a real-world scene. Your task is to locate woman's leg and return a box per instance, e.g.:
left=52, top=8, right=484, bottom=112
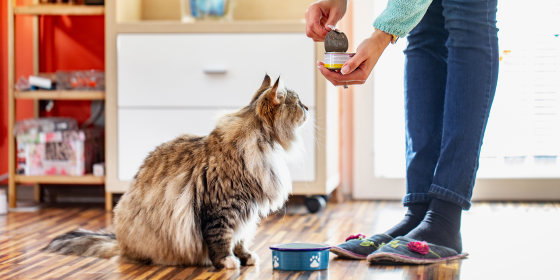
left=430, top=0, right=499, bottom=210
left=405, top=0, right=499, bottom=253
left=385, top=0, right=449, bottom=238
left=330, top=1, right=450, bottom=259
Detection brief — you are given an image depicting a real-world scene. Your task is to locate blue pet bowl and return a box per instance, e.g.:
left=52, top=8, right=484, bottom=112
left=270, top=243, right=331, bottom=271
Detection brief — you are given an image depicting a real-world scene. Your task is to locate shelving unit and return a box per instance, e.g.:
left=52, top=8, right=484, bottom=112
left=7, top=2, right=106, bottom=208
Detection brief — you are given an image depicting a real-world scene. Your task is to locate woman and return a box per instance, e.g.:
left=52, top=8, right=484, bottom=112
left=306, top=0, right=498, bottom=263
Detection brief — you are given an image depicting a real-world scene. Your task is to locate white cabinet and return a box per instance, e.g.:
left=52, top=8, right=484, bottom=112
left=106, top=26, right=339, bottom=204
left=118, top=108, right=316, bottom=182
left=117, top=34, right=316, bottom=108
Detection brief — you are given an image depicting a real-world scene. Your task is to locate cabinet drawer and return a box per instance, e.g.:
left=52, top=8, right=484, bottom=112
left=117, top=34, right=315, bottom=108
left=118, top=108, right=316, bottom=182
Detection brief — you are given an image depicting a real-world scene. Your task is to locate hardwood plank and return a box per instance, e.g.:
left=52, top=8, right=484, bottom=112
left=0, top=201, right=559, bottom=279
left=14, top=90, right=106, bottom=100
left=13, top=4, right=105, bottom=16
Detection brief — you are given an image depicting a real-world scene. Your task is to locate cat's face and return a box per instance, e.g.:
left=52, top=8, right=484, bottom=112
left=252, top=74, right=309, bottom=130
left=282, top=89, right=309, bottom=127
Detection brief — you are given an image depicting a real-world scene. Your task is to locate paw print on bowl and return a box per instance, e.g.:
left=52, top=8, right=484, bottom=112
left=273, top=256, right=280, bottom=268
left=309, top=255, right=320, bottom=268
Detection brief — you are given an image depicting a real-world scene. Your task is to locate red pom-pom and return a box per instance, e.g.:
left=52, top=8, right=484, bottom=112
left=407, top=241, right=430, bottom=255
left=345, top=234, right=366, bottom=242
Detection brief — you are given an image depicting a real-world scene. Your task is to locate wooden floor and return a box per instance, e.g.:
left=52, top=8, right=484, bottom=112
left=1, top=200, right=559, bottom=279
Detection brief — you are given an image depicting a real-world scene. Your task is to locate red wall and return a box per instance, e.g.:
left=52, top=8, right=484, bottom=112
left=39, top=15, right=104, bottom=123
left=0, top=0, right=14, bottom=182
left=1, top=1, right=104, bottom=183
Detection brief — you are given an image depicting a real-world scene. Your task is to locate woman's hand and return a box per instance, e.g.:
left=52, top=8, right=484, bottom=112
left=318, top=30, right=393, bottom=86
left=305, top=0, right=348, bottom=41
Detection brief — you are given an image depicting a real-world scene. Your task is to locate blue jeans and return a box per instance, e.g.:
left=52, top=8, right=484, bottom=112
left=402, top=0, right=499, bottom=210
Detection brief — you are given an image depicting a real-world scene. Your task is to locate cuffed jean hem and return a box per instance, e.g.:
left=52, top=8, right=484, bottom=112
left=429, top=184, right=471, bottom=210
left=402, top=193, right=432, bottom=206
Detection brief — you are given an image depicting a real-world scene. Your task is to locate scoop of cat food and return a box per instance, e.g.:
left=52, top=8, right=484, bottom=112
left=324, top=29, right=348, bottom=53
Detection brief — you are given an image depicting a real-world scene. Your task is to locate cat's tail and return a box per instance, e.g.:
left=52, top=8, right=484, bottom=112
left=43, top=228, right=119, bottom=259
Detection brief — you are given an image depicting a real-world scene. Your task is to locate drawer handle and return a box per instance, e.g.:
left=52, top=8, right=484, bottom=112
left=203, top=65, right=228, bottom=75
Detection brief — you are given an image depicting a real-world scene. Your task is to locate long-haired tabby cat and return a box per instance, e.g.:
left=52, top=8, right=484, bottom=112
left=44, top=75, right=309, bottom=269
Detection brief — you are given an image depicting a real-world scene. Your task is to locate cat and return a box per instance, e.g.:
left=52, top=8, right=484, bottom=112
left=43, top=74, right=309, bottom=269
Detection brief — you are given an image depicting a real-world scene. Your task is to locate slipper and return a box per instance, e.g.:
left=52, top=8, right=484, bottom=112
left=330, top=233, right=393, bottom=260
left=366, top=236, right=468, bottom=264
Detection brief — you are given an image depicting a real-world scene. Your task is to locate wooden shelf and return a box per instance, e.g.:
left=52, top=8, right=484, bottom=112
left=15, top=175, right=105, bottom=185
left=14, top=4, right=105, bottom=16
left=15, top=90, right=105, bottom=100
left=117, top=20, right=306, bottom=33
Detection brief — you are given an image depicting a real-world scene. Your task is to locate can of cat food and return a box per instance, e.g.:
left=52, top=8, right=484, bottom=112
left=324, top=52, right=355, bottom=70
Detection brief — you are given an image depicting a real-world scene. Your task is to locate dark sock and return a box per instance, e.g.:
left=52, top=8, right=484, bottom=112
left=384, top=203, right=429, bottom=238
left=405, top=198, right=463, bottom=253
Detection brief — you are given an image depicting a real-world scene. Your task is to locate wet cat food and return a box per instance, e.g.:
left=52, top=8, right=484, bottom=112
left=324, top=29, right=354, bottom=71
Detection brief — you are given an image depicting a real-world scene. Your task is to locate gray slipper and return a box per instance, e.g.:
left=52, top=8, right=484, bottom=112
left=330, top=234, right=393, bottom=260
left=366, top=236, right=468, bottom=264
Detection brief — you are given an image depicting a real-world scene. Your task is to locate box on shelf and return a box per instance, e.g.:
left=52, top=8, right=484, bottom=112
left=14, top=117, right=77, bottom=135
left=56, top=70, right=105, bottom=91
left=14, top=70, right=105, bottom=93
left=15, top=118, right=104, bottom=176
left=93, top=162, right=105, bottom=176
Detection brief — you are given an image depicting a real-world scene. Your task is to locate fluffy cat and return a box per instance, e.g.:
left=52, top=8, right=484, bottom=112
left=44, top=75, right=309, bottom=269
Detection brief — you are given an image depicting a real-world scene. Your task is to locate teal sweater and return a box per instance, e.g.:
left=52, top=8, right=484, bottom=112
left=373, top=0, right=433, bottom=38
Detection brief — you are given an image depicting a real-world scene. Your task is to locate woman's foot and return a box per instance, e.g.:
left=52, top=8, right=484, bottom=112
left=330, top=203, right=428, bottom=259
left=403, top=198, right=462, bottom=253
left=384, top=203, right=429, bottom=237
left=367, top=199, right=465, bottom=264
left=366, top=236, right=468, bottom=264
left=330, top=233, right=393, bottom=259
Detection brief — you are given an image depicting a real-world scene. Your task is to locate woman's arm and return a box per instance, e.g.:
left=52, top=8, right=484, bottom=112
left=319, top=0, right=433, bottom=86
left=374, top=0, right=433, bottom=38
left=317, top=29, right=392, bottom=86
left=305, top=0, right=348, bottom=41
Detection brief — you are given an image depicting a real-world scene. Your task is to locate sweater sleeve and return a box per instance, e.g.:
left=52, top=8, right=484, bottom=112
left=373, top=0, right=433, bottom=38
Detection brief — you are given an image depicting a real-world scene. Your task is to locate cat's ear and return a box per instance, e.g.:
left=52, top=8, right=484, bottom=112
left=260, top=74, right=271, bottom=90
left=267, top=77, right=281, bottom=105
left=256, top=76, right=282, bottom=124
left=256, top=74, right=271, bottom=95
left=271, top=77, right=280, bottom=94
left=252, top=74, right=272, bottom=103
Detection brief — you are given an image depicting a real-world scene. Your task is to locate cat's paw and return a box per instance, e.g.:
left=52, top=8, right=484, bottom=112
left=244, top=251, right=259, bottom=266
left=220, top=256, right=240, bottom=270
